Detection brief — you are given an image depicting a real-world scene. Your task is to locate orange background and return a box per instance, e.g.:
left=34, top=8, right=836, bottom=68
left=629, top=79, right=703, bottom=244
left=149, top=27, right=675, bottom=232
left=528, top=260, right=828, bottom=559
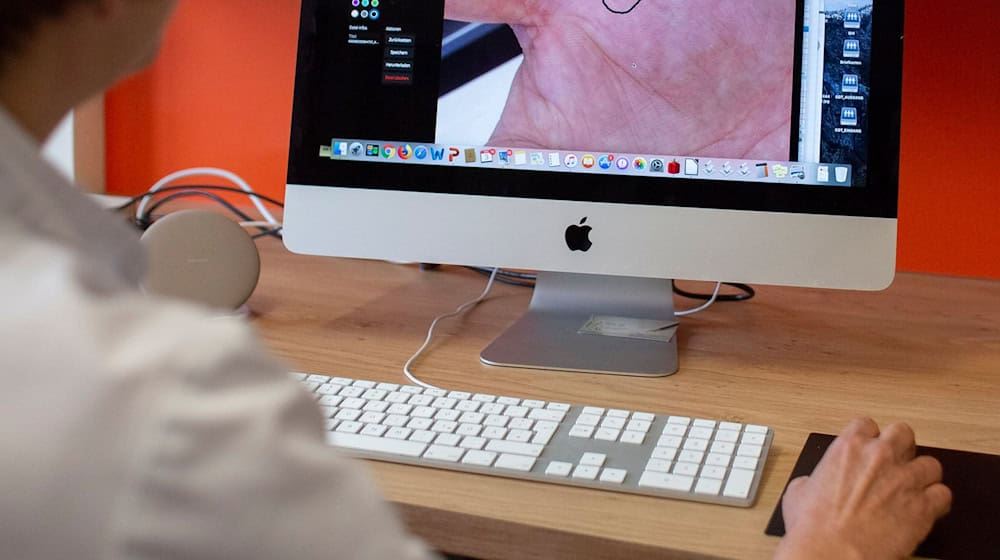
left=106, top=1, right=1000, bottom=279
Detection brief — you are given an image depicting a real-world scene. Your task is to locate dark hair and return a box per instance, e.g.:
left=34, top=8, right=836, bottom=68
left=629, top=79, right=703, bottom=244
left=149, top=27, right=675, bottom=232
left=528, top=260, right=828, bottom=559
left=0, top=1, right=89, bottom=62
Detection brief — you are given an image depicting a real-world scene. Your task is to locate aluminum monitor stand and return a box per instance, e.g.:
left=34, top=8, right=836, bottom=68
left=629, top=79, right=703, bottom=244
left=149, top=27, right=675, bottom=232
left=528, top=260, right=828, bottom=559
left=481, top=272, right=678, bottom=376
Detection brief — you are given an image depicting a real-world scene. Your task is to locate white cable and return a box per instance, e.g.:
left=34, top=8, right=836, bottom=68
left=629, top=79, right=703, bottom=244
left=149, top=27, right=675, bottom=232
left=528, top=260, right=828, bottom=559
left=674, top=282, right=723, bottom=317
left=239, top=221, right=283, bottom=229
left=403, top=268, right=500, bottom=390
left=137, top=167, right=280, bottom=226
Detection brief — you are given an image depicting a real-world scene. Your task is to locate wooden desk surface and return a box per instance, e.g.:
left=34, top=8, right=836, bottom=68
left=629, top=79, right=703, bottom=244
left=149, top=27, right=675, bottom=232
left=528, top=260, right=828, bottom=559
left=249, top=239, right=1000, bottom=560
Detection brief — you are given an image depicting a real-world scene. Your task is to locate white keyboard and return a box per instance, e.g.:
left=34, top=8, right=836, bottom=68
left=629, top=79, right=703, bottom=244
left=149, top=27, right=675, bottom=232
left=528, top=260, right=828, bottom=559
left=293, top=372, right=773, bottom=507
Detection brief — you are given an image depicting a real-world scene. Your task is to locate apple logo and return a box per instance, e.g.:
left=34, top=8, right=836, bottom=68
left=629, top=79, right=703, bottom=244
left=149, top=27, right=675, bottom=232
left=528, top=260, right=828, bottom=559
left=565, top=218, right=594, bottom=252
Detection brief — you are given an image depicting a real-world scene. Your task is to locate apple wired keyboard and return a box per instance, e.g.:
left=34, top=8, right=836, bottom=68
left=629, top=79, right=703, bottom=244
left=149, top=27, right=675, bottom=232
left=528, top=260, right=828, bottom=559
left=292, top=372, right=773, bottom=507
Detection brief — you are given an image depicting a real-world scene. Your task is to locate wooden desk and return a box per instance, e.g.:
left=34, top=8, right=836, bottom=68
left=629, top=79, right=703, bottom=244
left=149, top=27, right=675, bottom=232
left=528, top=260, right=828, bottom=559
left=249, top=239, right=1000, bottom=559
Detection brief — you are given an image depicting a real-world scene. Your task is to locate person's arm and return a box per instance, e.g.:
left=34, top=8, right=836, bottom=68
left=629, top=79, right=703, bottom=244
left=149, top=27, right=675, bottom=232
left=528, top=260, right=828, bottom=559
left=444, top=0, right=536, bottom=25
left=107, top=311, right=438, bottom=560
left=775, top=418, right=952, bottom=560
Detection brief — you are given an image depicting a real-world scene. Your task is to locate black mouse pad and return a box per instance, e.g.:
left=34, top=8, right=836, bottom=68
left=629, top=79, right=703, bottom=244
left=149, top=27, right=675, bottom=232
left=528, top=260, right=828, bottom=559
left=765, top=433, right=1000, bottom=560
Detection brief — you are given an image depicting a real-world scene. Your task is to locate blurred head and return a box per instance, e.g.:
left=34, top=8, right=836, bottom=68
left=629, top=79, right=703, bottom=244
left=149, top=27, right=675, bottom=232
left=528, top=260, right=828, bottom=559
left=0, top=0, right=178, bottom=137
left=1, top=0, right=178, bottom=76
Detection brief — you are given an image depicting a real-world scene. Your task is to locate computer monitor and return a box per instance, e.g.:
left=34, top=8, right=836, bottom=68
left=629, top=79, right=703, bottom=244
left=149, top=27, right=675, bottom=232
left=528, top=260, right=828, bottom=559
left=284, top=0, right=903, bottom=376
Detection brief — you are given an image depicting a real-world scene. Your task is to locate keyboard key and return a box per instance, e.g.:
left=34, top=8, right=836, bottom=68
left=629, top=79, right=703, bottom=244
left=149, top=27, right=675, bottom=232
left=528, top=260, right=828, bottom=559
left=409, top=430, right=436, bottom=444
left=507, top=429, right=533, bottom=443
left=545, top=461, right=573, bottom=477
left=485, top=440, right=544, bottom=458
left=360, top=424, right=388, bottom=437
left=620, top=431, right=646, bottom=445
left=723, top=469, right=755, bottom=499
left=600, top=468, right=628, bottom=484
left=651, top=447, right=677, bottom=461
left=715, top=430, right=740, bottom=443
left=572, top=465, right=600, bottom=480
left=495, top=454, right=535, bottom=472
left=601, top=417, right=626, bottom=430
left=580, top=452, right=607, bottom=467
left=462, top=450, right=497, bottom=467
left=626, top=420, right=651, bottom=433
left=701, top=466, right=727, bottom=480
left=385, top=427, right=412, bottom=440
left=638, top=472, right=694, bottom=492
left=595, top=428, right=621, bottom=442
left=678, top=450, right=704, bottom=464
left=455, top=400, right=481, bottom=412
left=509, top=418, right=534, bottom=431
left=706, top=453, right=731, bottom=467
left=569, top=425, right=594, bottom=439
left=734, top=456, right=759, bottom=470
left=742, top=433, right=767, bottom=446
left=434, top=433, right=461, bottom=447
left=456, top=423, right=482, bottom=437
left=710, top=442, right=735, bottom=455
left=424, top=445, right=465, bottom=463
left=737, top=444, right=763, bottom=458
left=460, top=437, right=487, bottom=450
left=328, top=432, right=426, bottom=457
left=532, top=429, right=556, bottom=446
left=695, top=477, right=723, bottom=496
left=646, top=459, right=672, bottom=473
left=746, top=425, right=769, bottom=434
left=674, top=462, right=700, bottom=477
left=527, top=409, right=565, bottom=422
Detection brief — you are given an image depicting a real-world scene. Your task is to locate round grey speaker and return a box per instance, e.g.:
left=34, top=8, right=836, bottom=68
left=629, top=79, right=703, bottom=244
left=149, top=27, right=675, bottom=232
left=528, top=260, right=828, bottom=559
left=140, top=209, right=261, bottom=310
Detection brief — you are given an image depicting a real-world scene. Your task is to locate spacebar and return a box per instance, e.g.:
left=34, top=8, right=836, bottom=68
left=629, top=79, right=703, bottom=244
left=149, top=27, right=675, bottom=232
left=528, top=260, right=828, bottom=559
left=327, top=433, right=428, bottom=457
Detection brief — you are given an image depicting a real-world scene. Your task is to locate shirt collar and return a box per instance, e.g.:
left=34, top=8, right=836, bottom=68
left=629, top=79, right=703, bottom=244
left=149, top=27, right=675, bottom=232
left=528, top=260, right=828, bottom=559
left=0, top=104, right=145, bottom=290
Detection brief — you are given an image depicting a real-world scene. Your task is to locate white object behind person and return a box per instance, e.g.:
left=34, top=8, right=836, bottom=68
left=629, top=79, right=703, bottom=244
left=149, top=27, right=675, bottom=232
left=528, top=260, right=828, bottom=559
left=140, top=209, right=261, bottom=309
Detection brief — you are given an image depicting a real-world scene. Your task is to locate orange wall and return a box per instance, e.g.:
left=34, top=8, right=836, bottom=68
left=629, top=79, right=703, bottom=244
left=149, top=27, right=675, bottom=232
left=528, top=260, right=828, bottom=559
left=106, top=1, right=1000, bottom=279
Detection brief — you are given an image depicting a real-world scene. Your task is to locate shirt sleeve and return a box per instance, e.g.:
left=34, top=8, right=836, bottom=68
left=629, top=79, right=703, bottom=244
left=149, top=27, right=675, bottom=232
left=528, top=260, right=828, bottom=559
left=105, top=310, right=440, bottom=560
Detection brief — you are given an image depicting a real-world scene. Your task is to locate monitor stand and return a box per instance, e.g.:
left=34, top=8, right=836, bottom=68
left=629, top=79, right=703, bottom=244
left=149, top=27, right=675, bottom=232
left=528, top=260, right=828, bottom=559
left=481, top=272, right=679, bottom=376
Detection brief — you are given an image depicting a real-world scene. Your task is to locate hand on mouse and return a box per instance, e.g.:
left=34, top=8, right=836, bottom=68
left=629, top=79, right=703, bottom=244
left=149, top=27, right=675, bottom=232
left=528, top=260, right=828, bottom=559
left=775, top=418, right=952, bottom=560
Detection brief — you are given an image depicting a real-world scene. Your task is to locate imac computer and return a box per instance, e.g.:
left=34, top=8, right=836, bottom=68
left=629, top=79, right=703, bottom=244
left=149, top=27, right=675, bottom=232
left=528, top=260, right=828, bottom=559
left=284, top=0, right=904, bottom=376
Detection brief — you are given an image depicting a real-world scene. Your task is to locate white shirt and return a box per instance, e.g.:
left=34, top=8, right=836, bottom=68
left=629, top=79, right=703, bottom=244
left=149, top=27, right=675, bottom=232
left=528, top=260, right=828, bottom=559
left=0, top=106, right=437, bottom=560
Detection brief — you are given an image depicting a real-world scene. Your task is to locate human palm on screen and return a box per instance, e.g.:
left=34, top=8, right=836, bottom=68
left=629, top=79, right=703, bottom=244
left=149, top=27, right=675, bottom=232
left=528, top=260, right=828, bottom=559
left=445, top=0, right=796, bottom=160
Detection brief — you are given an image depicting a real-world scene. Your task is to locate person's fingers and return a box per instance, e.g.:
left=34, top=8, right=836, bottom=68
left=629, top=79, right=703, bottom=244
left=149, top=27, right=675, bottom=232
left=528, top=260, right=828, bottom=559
left=880, top=422, right=917, bottom=461
left=924, top=482, right=953, bottom=520
left=841, top=417, right=881, bottom=439
left=445, top=0, right=534, bottom=25
left=781, top=476, right=809, bottom=521
left=906, top=455, right=944, bottom=488
left=784, top=475, right=809, bottom=499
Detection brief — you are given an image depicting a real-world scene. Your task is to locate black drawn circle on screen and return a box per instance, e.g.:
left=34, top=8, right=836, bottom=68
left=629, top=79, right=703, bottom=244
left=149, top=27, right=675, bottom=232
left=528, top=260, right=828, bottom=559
left=603, top=0, right=644, bottom=15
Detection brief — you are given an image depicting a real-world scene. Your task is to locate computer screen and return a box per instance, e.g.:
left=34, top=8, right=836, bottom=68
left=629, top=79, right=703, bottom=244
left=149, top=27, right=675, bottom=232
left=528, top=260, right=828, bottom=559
left=284, top=0, right=904, bottom=375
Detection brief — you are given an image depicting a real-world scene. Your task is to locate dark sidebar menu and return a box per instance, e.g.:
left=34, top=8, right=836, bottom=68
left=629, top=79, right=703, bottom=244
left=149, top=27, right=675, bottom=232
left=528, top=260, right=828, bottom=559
left=325, top=0, right=445, bottom=142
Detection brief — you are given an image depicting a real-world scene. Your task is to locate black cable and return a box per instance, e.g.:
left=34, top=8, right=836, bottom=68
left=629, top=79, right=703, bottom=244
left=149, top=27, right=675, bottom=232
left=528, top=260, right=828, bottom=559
left=134, top=190, right=284, bottom=241
left=673, top=282, right=756, bottom=302
left=112, top=184, right=285, bottom=212
left=466, top=266, right=536, bottom=288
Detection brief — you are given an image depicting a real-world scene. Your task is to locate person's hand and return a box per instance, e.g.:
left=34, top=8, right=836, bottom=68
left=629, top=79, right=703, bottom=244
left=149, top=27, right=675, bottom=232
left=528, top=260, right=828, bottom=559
left=445, top=0, right=795, bottom=160
left=775, top=418, right=952, bottom=560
